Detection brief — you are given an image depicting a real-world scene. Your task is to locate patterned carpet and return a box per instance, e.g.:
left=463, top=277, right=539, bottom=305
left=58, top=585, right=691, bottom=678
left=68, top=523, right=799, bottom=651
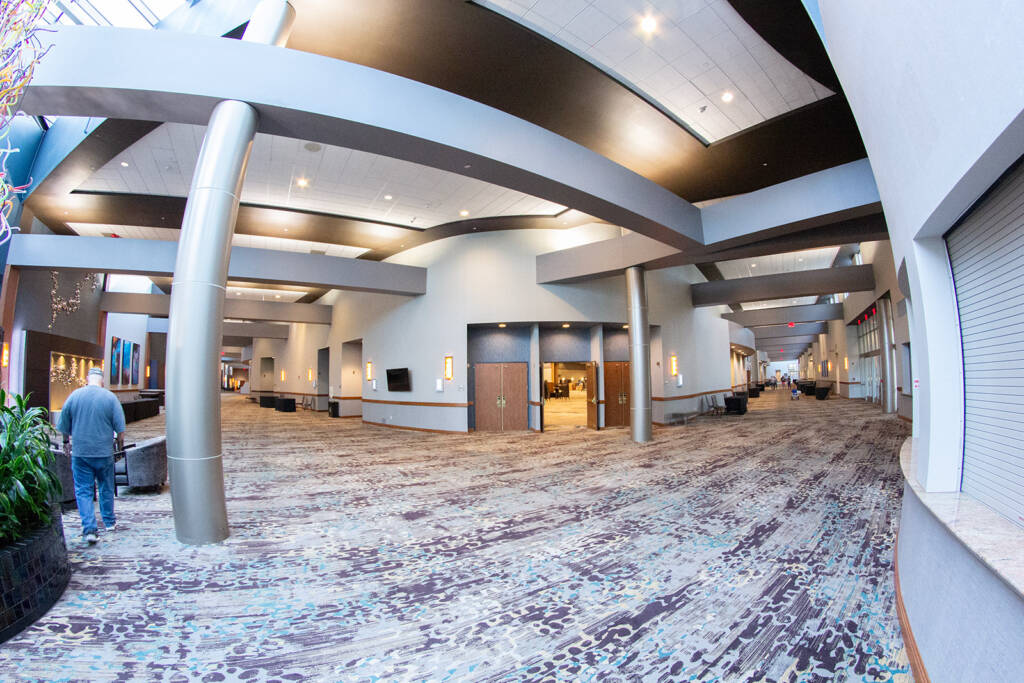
left=0, top=390, right=911, bottom=682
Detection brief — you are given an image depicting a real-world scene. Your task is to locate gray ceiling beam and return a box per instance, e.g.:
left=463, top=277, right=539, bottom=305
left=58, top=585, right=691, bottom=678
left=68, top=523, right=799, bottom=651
left=102, top=292, right=332, bottom=324
left=537, top=209, right=887, bottom=284
left=690, top=265, right=874, bottom=307
left=754, top=322, right=827, bottom=339
left=722, top=303, right=845, bottom=327
left=8, top=234, right=425, bottom=295
left=146, top=317, right=290, bottom=341
left=700, top=159, right=880, bottom=246
left=22, top=26, right=703, bottom=249
left=536, top=231, right=678, bottom=284
left=755, top=335, right=817, bottom=348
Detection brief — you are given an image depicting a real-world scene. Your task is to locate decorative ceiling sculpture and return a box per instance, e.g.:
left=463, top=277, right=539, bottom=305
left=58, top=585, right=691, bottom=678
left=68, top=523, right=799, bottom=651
left=0, top=0, right=53, bottom=245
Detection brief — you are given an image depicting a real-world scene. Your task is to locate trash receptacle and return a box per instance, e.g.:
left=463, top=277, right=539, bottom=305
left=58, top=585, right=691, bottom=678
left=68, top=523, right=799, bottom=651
left=328, top=400, right=340, bottom=418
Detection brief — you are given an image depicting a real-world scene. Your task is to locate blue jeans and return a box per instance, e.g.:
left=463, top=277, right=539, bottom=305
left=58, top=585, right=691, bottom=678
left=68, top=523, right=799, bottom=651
left=71, top=456, right=115, bottom=536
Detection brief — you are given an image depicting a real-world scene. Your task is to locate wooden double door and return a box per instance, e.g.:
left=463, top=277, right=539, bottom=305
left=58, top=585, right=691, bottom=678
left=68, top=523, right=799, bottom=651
left=604, top=361, right=631, bottom=427
left=474, top=362, right=528, bottom=431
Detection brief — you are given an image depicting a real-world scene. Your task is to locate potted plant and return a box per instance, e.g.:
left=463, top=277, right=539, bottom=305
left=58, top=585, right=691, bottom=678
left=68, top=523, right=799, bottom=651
left=0, top=390, right=71, bottom=644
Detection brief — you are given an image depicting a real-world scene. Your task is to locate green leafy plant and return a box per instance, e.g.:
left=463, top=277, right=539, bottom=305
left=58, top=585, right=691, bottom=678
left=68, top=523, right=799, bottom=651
left=0, top=390, right=62, bottom=545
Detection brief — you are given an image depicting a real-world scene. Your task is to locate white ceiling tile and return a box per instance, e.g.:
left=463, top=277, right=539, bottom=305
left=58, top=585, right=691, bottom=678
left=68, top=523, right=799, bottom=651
left=564, top=5, right=618, bottom=44
left=645, top=23, right=697, bottom=62
left=592, top=25, right=644, bottom=63
left=617, top=45, right=667, bottom=83
left=655, top=0, right=708, bottom=25
left=529, top=0, right=587, bottom=26
left=589, top=0, right=642, bottom=23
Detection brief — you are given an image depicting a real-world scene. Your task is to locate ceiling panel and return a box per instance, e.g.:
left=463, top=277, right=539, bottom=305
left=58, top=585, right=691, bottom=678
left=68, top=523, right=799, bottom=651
left=740, top=296, right=819, bottom=311
left=477, top=0, right=832, bottom=142
left=716, top=245, right=840, bottom=279
left=78, top=124, right=567, bottom=228
left=225, top=286, right=307, bottom=303
left=67, top=222, right=370, bottom=259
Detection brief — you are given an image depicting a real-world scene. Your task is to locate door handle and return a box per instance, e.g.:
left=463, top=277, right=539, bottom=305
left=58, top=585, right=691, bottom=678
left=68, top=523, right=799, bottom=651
left=590, top=396, right=597, bottom=404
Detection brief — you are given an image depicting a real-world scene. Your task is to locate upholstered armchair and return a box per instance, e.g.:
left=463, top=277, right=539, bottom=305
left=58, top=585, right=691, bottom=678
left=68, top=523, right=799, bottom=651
left=114, top=436, right=167, bottom=493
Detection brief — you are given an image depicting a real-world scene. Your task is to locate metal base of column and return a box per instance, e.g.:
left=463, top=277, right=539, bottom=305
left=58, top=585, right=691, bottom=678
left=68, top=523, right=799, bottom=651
left=168, top=454, right=229, bottom=545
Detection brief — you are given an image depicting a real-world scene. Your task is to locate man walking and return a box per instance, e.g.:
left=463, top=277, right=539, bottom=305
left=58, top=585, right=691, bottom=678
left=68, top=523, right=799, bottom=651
left=57, top=367, right=126, bottom=545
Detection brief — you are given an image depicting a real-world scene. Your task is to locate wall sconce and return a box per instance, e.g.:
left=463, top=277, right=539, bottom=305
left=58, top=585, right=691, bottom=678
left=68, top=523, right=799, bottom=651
left=827, top=360, right=833, bottom=374
left=844, top=357, right=848, bottom=371
left=366, top=361, right=372, bottom=381
left=145, top=365, right=150, bottom=379
left=669, top=355, right=678, bottom=376
left=1, top=342, right=8, bottom=369
left=280, top=369, right=286, bottom=382
left=307, top=368, right=313, bottom=382
left=444, top=355, right=454, bottom=381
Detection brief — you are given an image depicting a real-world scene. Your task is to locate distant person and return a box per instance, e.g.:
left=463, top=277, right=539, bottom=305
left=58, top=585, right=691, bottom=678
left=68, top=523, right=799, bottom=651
left=57, top=367, right=126, bottom=545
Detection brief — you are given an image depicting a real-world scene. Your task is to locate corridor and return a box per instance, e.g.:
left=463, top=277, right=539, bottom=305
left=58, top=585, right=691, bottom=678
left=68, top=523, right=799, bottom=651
left=2, top=392, right=911, bottom=681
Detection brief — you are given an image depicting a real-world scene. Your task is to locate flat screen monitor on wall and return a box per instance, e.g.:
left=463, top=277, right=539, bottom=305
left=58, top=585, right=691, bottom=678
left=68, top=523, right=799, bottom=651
left=386, top=367, right=411, bottom=392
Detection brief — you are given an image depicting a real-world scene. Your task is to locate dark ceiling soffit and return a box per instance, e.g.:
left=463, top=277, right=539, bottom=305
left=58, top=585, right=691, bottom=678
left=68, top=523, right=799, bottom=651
left=725, top=0, right=840, bottom=92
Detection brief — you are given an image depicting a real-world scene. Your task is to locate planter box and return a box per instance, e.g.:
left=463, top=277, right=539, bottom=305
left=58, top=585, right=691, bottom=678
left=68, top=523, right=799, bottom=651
left=0, top=512, right=71, bottom=644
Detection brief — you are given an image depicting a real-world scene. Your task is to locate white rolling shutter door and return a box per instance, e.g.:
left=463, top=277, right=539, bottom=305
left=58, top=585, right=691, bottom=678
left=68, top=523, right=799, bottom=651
left=945, top=161, right=1024, bottom=528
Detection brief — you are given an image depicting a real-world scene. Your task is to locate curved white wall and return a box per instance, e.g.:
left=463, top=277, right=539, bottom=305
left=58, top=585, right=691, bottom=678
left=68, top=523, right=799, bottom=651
left=819, top=2, right=1024, bottom=678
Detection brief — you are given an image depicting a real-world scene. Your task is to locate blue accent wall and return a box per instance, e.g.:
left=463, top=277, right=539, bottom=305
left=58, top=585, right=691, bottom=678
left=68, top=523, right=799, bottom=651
left=603, top=327, right=629, bottom=362
left=467, top=326, right=531, bottom=430
left=540, top=328, right=591, bottom=362
left=468, top=327, right=530, bottom=363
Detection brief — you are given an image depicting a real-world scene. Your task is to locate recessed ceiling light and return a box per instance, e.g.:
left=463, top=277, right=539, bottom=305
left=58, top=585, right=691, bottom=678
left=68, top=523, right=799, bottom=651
left=640, top=15, right=657, bottom=33
left=750, top=263, right=757, bottom=268
left=792, top=300, right=798, bottom=304
left=562, top=323, right=570, bottom=328
left=498, top=323, right=506, bottom=328
left=463, top=164, right=472, bottom=169
left=303, top=142, right=322, bottom=152
left=383, top=194, right=393, bottom=200
left=275, top=294, right=281, bottom=299
left=296, top=177, right=309, bottom=188
left=120, top=161, right=129, bottom=168
left=721, top=92, right=734, bottom=103
left=798, top=257, right=804, bottom=262
left=623, top=324, right=629, bottom=329
left=459, top=210, right=469, bottom=217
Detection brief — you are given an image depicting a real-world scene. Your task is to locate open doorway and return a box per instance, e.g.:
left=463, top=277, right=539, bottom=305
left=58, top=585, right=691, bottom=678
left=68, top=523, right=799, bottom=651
left=542, top=361, right=593, bottom=430
left=316, top=347, right=330, bottom=411
left=259, top=356, right=275, bottom=394
left=339, top=340, right=363, bottom=417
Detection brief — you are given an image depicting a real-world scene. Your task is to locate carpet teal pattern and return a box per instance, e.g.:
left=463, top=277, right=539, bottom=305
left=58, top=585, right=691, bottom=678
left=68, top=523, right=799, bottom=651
left=0, top=391, right=911, bottom=681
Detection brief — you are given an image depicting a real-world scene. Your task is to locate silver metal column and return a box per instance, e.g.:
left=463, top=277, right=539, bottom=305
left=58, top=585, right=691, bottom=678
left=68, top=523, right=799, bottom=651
left=626, top=266, right=652, bottom=442
left=879, top=297, right=896, bottom=413
left=165, top=0, right=295, bottom=545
